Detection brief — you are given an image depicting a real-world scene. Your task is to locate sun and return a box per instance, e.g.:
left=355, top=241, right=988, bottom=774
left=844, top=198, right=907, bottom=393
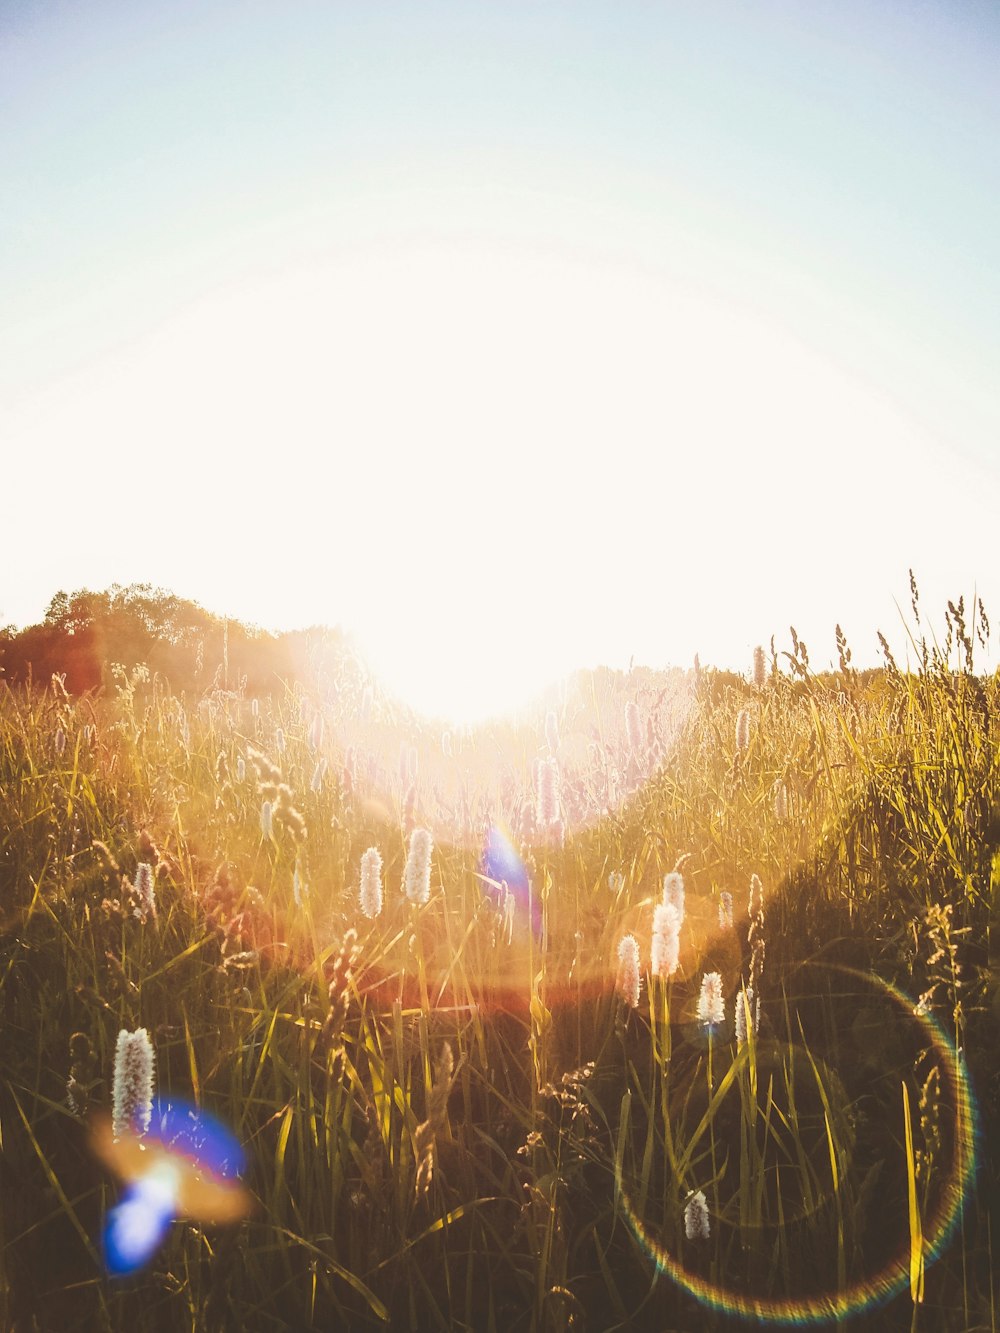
left=10, top=234, right=934, bottom=715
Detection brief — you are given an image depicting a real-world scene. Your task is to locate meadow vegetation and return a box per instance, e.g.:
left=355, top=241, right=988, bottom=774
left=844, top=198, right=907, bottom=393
left=1, top=585, right=997, bottom=1331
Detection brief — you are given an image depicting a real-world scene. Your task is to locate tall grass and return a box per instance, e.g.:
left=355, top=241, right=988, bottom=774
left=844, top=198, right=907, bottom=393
left=1, top=602, right=997, bottom=1330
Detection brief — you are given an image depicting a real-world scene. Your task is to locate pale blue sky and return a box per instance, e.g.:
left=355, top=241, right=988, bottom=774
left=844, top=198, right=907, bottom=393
left=3, top=1, right=998, bottom=716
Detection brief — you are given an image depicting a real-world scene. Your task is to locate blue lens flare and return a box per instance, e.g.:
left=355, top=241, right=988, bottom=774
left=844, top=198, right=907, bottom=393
left=104, top=1163, right=179, bottom=1275
left=480, top=822, right=540, bottom=938
left=100, top=1099, right=248, bottom=1276
left=146, top=1096, right=246, bottom=1179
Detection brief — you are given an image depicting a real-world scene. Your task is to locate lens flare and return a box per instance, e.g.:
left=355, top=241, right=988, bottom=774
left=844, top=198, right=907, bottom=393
left=479, top=821, right=540, bottom=939
left=615, top=964, right=978, bottom=1324
left=104, top=1162, right=179, bottom=1275
left=94, top=1097, right=251, bottom=1275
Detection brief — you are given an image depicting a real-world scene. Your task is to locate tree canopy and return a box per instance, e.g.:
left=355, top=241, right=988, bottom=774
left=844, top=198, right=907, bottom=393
left=0, top=584, right=341, bottom=697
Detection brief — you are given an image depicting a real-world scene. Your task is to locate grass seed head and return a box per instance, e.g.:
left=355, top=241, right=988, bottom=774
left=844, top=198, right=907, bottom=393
left=719, top=891, right=733, bottom=930
left=360, top=847, right=383, bottom=919
left=404, top=827, right=433, bottom=905
left=414, top=1042, right=455, bottom=1198
left=662, top=871, right=685, bottom=925
left=112, top=1027, right=155, bottom=1141
left=616, top=934, right=642, bottom=1008
left=132, top=862, right=157, bottom=922
left=735, top=707, right=751, bottom=753
left=651, top=903, right=681, bottom=979
left=753, top=644, right=766, bottom=689
left=684, top=1189, right=710, bottom=1240
left=734, top=984, right=759, bottom=1045
left=696, top=971, right=725, bottom=1028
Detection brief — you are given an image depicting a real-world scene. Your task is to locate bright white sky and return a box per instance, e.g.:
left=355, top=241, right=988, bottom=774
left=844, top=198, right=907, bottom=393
left=2, top=1, right=998, bottom=721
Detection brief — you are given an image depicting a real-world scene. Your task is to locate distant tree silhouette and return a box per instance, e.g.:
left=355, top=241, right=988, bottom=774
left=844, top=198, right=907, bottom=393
left=0, top=583, right=342, bottom=698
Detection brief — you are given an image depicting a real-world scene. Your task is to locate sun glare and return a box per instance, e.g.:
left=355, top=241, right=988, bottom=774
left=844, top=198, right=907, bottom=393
left=352, top=613, right=561, bottom=727
left=8, top=236, right=939, bottom=708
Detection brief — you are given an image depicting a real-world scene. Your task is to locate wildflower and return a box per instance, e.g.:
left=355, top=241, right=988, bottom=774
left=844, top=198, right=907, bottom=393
left=251, top=698, right=259, bottom=718
left=773, top=777, right=788, bottom=821
left=360, top=847, right=383, bottom=918
left=310, top=758, right=327, bottom=793
left=236, top=755, right=246, bottom=784
left=55, top=726, right=66, bottom=757
left=663, top=871, right=685, bottom=926
left=404, top=828, right=433, bottom=905
left=112, top=1028, right=155, bottom=1141
left=734, top=985, right=759, bottom=1045
left=753, top=644, right=766, bottom=690
left=651, top=903, right=680, bottom=979
left=684, top=1189, right=710, bottom=1240
left=697, top=972, right=725, bottom=1028
left=625, top=701, right=642, bottom=754
left=718, top=891, right=733, bottom=930
left=736, top=708, right=751, bottom=753
left=260, top=800, right=273, bottom=839
left=275, top=727, right=286, bottom=754
left=132, top=862, right=156, bottom=922
left=608, top=870, right=625, bottom=895
left=616, top=934, right=641, bottom=1008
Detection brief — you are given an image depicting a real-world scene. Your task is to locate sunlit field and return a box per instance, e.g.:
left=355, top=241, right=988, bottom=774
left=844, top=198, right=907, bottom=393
left=2, top=588, right=997, bottom=1332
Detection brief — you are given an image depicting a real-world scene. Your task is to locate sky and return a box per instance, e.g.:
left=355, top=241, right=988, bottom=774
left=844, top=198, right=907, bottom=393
left=2, top=0, right=998, bottom=721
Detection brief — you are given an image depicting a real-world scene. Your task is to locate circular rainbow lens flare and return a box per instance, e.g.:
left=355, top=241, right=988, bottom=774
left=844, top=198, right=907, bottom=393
left=616, top=964, right=978, bottom=1325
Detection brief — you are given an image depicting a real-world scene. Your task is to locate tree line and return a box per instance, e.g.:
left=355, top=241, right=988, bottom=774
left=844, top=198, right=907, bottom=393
left=0, top=584, right=347, bottom=698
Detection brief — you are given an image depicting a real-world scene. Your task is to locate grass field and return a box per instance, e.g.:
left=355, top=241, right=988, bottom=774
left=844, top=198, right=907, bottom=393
left=1, top=599, right=997, bottom=1331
